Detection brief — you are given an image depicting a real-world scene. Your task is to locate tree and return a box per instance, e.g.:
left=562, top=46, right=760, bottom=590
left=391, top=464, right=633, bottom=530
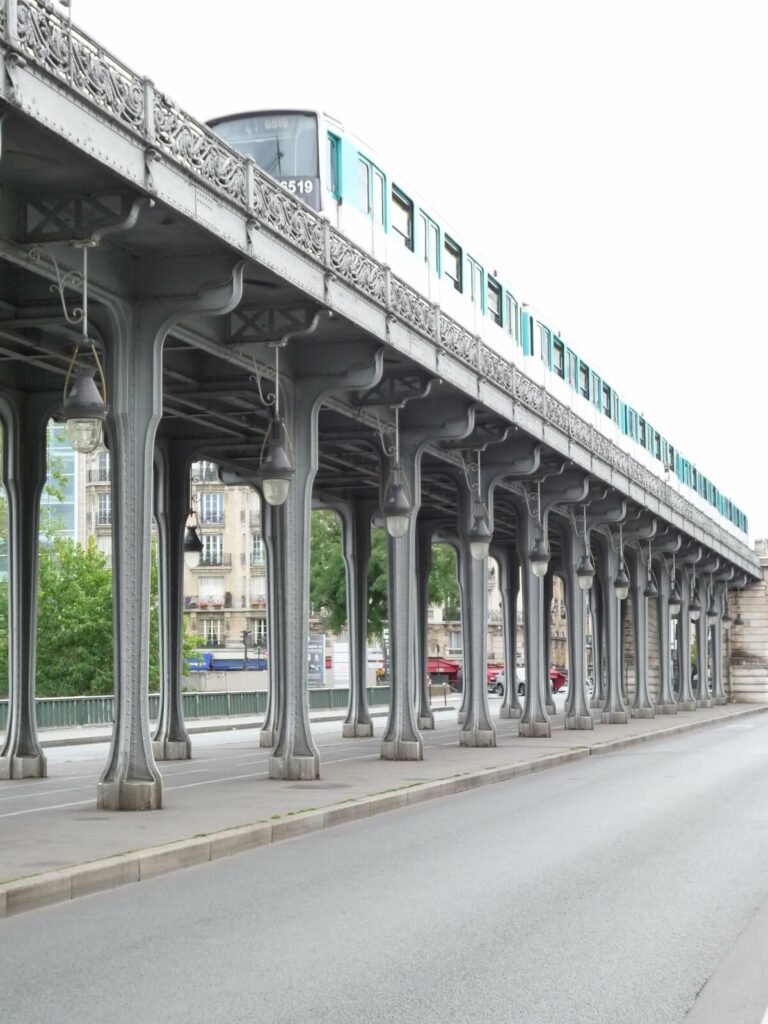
left=309, top=510, right=460, bottom=639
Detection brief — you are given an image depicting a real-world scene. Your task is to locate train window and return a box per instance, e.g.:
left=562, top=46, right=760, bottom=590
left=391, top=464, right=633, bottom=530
left=567, top=351, right=578, bottom=388
left=602, top=383, right=611, bottom=415
left=639, top=418, right=646, bottom=447
left=654, top=433, right=661, bottom=460
left=419, top=212, right=440, bottom=270
left=358, top=158, right=371, bottom=214
left=373, top=170, right=385, bottom=225
left=553, top=339, right=565, bottom=377
left=444, top=237, right=462, bottom=291
left=391, top=187, right=413, bottom=249
left=506, top=295, right=519, bottom=342
left=538, top=324, right=550, bottom=363
left=487, top=278, right=502, bottom=326
left=579, top=364, right=589, bottom=398
left=327, top=134, right=340, bottom=198
left=612, top=394, right=620, bottom=423
left=469, top=257, right=484, bottom=308
left=591, top=372, right=600, bottom=405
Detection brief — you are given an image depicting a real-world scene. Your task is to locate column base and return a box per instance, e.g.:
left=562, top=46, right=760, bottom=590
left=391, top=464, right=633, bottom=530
left=601, top=710, right=629, bottom=725
left=519, top=720, right=552, bottom=738
left=152, top=738, right=192, bottom=761
left=459, top=727, right=497, bottom=748
left=655, top=702, right=678, bottom=715
left=343, top=722, right=374, bottom=738
left=545, top=702, right=557, bottom=716
left=590, top=696, right=603, bottom=710
left=0, top=752, right=47, bottom=779
left=97, top=779, right=163, bottom=811
left=456, top=710, right=467, bottom=726
left=380, top=739, right=423, bottom=761
left=499, top=707, right=522, bottom=720
left=678, top=700, right=697, bottom=712
left=268, top=754, right=320, bottom=781
left=713, top=696, right=727, bottom=706
left=418, top=714, right=435, bottom=730
left=260, top=729, right=275, bottom=748
left=565, top=714, right=594, bottom=731
left=630, top=707, right=655, bottom=719
left=697, top=698, right=714, bottom=709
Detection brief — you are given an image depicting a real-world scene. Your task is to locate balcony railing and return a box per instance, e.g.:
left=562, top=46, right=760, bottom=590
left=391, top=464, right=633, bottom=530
left=198, top=552, right=232, bottom=567
left=87, top=468, right=110, bottom=483
left=196, top=636, right=229, bottom=648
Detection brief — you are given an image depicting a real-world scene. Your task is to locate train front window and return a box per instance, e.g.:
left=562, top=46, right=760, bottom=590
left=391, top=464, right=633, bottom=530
left=211, top=112, right=320, bottom=208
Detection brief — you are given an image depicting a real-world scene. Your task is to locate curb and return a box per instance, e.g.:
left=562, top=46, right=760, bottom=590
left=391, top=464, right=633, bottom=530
left=2, top=704, right=766, bottom=920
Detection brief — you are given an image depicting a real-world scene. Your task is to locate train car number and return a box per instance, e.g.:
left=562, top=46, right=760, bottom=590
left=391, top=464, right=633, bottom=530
left=279, top=179, right=314, bottom=195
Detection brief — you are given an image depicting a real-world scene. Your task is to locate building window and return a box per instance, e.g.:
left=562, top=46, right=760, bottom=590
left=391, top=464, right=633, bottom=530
left=391, top=187, right=413, bottom=249
left=249, top=618, right=268, bottom=648
left=448, top=629, right=462, bottom=651
left=444, top=237, right=462, bottom=291
left=97, top=492, right=111, bottom=526
left=201, top=533, right=223, bottom=566
left=97, top=449, right=110, bottom=482
left=487, top=278, right=502, bottom=326
left=199, top=576, right=224, bottom=602
left=200, top=491, right=223, bottom=524
left=201, top=618, right=224, bottom=645
left=251, top=534, right=265, bottom=565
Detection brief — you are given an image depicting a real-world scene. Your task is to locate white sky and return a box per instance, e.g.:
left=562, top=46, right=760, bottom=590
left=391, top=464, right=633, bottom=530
left=73, top=0, right=768, bottom=541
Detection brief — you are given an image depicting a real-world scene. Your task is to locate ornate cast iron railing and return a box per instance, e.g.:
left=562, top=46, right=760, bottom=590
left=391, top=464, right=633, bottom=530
left=3, top=0, right=756, bottom=571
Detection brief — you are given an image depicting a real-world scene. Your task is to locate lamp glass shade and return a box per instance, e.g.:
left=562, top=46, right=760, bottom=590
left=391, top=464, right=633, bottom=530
left=530, top=536, right=549, bottom=578
left=67, top=417, right=102, bottom=454
left=260, top=418, right=294, bottom=506
left=734, top=612, right=744, bottom=627
left=706, top=605, right=718, bottom=626
left=576, top=552, right=595, bottom=591
left=689, top=598, right=701, bottom=622
left=262, top=477, right=290, bottom=506
left=669, top=582, right=682, bottom=617
left=613, top=565, right=630, bottom=601
left=469, top=511, right=491, bottom=561
left=721, top=608, right=732, bottom=624
left=183, top=523, right=203, bottom=570
left=382, top=465, right=412, bottom=540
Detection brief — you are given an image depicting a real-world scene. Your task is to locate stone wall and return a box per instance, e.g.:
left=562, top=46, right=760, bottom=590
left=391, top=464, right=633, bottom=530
left=728, top=542, right=768, bottom=703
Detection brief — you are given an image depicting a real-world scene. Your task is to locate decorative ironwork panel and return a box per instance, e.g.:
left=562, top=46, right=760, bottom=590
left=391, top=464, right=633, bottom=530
left=479, top=347, right=514, bottom=393
left=513, top=368, right=544, bottom=414
left=250, top=175, right=324, bottom=262
left=328, top=232, right=384, bottom=301
left=546, top=395, right=570, bottom=433
left=154, top=94, right=247, bottom=205
left=390, top=276, right=435, bottom=337
left=18, top=1, right=144, bottom=131
left=440, top=314, right=477, bottom=367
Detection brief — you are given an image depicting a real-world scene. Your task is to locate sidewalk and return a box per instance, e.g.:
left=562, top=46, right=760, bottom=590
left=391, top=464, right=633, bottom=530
left=36, top=704, right=404, bottom=748
left=2, top=702, right=766, bottom=918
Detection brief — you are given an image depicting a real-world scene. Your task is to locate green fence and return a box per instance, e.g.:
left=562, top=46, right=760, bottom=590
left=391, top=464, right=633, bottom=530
left=0, top=687, right=392, bottom=732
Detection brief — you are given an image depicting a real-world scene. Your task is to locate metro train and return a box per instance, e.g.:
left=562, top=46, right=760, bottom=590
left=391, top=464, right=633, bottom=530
left=209, top=109, right=749, bottom=540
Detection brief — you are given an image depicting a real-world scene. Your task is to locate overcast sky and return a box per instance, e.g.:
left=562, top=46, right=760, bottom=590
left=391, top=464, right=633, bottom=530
left=73, top=0, right=767, bottom=541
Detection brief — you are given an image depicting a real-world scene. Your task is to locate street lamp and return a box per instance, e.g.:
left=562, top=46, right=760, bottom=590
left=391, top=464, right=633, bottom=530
left=382, top=407, right=413, bottom=539
left=706, top=588, right=718, bottom=626
left=669, top=553, right=681, bottom=617
left=613, top=525, right=629, bottom=600
left=183, top=509, right=203, bottom=569
left=529, top=481, right=549, bottom=577
left=259, top=342, right=294, bottom=506
left=468, top=451, right=491, bottom=561
left=576, top=550, right=595, bottom=590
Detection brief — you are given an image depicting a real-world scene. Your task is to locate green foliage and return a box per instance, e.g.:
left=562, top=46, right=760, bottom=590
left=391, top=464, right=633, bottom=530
left=309, top=510, right=460, bottom=640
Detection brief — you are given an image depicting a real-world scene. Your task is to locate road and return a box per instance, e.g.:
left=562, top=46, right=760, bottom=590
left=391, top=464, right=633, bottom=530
left=3, top=713, right=768, bottom=1024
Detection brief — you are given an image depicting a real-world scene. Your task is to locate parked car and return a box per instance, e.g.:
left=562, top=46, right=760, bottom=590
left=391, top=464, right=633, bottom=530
left=487, top=668, right=526, bottom=697
left=514, top=668, right=566, bottom=697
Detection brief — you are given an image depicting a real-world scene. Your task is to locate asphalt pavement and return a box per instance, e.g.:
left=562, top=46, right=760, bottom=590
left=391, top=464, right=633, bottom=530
left=3, top=712, right=768, bottom=1024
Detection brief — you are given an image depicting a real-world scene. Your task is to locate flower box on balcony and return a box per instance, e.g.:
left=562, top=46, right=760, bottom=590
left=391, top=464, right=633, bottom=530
left=212, top=601, right=223, bottom=609
left=198, top=600, right=209, bottom=609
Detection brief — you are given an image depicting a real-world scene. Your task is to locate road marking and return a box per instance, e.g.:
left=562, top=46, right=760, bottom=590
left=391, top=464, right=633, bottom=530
left=0, top=798, right=93, bottom=818
left=0, top=783, right=93, bottom=804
